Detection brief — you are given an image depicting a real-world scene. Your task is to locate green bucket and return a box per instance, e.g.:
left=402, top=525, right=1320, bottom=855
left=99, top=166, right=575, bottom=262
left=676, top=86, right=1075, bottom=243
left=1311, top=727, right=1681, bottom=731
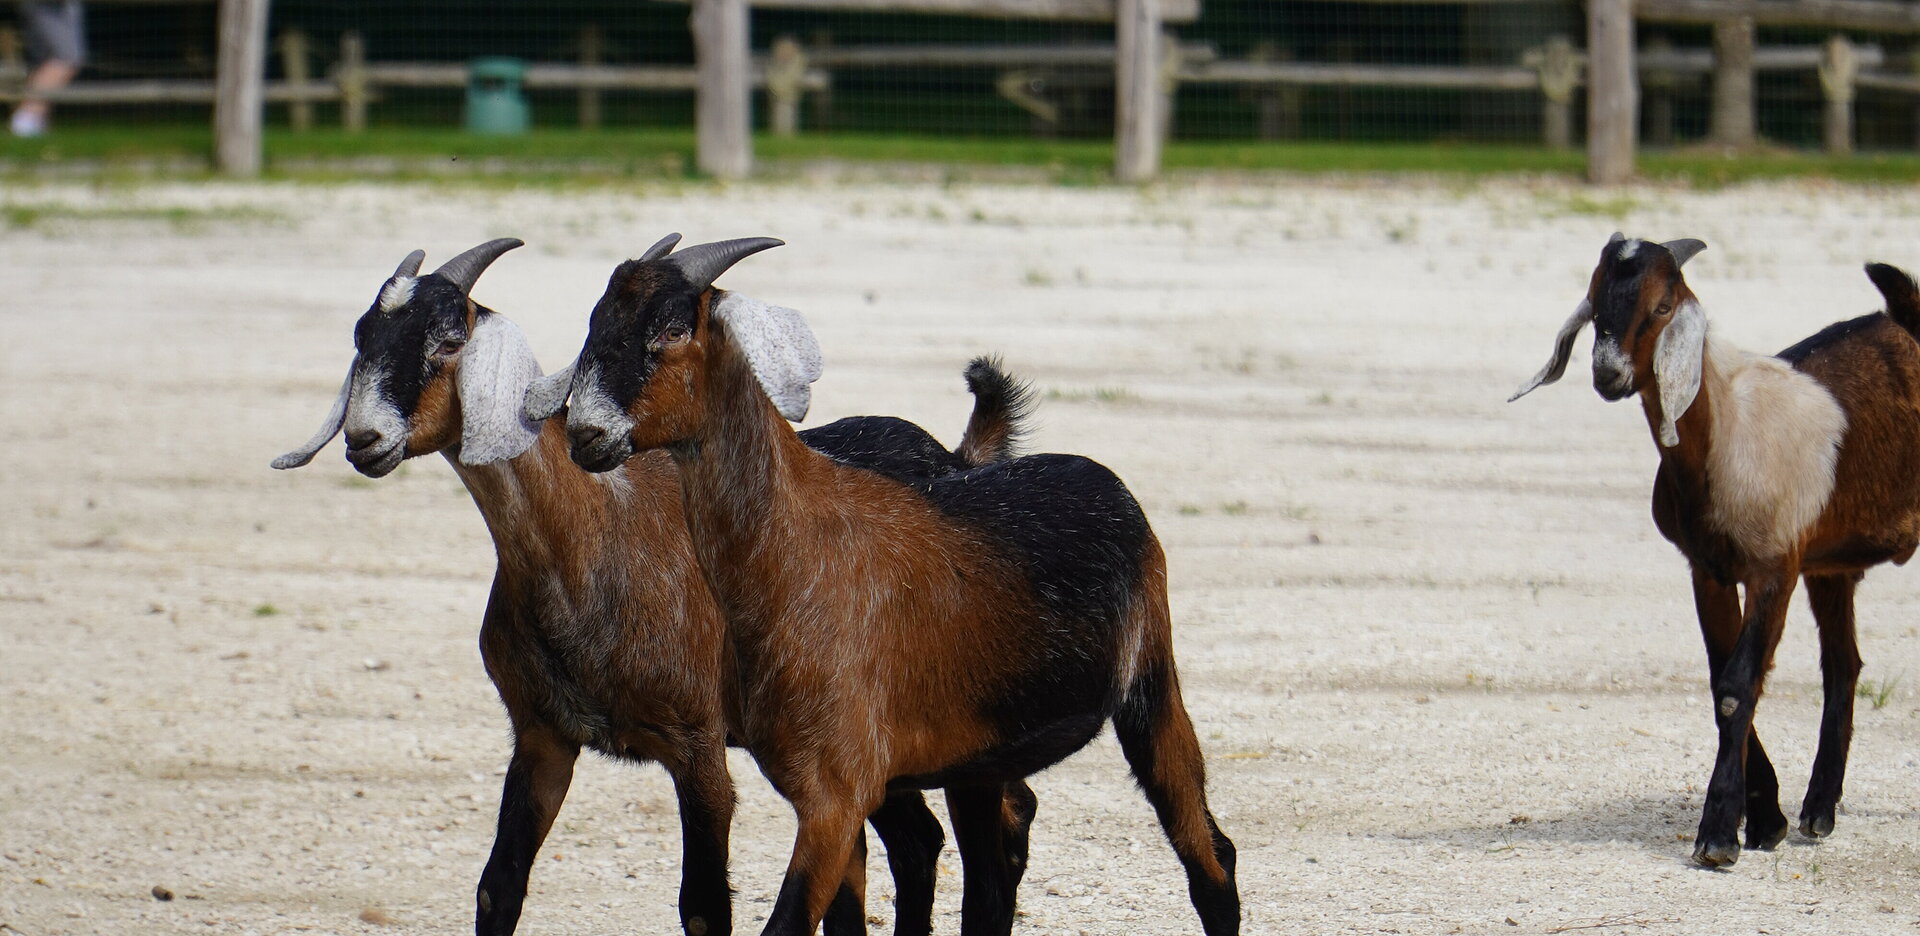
left=466, top=57, right=530, bottom=135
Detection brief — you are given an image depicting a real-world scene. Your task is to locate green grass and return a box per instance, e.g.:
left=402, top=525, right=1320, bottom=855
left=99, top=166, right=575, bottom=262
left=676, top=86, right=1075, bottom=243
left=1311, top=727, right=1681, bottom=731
left=1857, top=675, right=1901, bottom=711
left=10, top=125, right=1920, bottom=186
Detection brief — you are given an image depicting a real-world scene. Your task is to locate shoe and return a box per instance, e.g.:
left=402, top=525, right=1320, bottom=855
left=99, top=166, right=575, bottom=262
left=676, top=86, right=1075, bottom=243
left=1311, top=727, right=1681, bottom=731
left=10, top=109, right=47, bottom=137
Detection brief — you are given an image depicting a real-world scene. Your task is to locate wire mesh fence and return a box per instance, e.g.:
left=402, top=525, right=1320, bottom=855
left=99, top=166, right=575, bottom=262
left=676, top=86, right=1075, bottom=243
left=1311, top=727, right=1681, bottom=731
left=9, top=1, right=1920, bottom=158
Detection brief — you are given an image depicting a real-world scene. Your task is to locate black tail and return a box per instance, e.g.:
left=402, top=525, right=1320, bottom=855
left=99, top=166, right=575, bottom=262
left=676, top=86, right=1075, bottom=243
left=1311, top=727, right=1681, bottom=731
left=1866, top=262, right=1920, bottom=337
left=956, top=356, right=1037, bottom=467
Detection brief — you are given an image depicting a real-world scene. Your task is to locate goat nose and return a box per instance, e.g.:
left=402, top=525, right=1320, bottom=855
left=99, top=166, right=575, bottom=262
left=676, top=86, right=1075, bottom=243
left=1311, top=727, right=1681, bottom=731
left=345, top=428, right=381, bottom=450
left=569, top=424, right=605, bottom=451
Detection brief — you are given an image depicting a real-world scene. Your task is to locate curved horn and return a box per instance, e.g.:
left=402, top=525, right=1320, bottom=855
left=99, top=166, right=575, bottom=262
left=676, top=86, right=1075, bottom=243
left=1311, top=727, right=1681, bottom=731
left=433, top=237, right=524, bottom=297
left=666, top=237, right=785, bottom=293
left=393, top=249, right=425, bottom=279
left=1662, top=238, right=1707, bottom=269
left=640, top=232, right=683, bottom=261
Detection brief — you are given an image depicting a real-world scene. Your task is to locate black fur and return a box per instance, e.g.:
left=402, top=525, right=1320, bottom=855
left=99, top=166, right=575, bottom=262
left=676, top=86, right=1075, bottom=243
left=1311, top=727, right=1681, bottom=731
left=352, top=274, right=475, bottom=418
left=1866, top=262, right=1920, bottom=336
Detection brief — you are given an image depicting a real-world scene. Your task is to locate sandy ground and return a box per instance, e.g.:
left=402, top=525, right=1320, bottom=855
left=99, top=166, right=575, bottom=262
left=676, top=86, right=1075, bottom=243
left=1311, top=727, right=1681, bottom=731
left=4, top=173, right=1920, bottom=936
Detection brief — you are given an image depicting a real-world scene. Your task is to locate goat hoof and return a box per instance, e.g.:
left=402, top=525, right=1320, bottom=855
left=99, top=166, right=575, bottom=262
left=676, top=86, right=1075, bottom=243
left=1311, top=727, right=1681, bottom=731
left=1745, top=820, right=1788, bottom=851
left=1799, top=812, right=1836, bottom=839
left=1692, top=840, right=1740, bottom=868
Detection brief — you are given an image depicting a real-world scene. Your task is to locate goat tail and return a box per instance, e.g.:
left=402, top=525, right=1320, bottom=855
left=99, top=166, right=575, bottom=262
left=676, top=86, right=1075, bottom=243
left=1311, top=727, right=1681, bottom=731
left=956, top=356, right=1037, bottom=467
left=1866, top=262, right=1920, bottom=337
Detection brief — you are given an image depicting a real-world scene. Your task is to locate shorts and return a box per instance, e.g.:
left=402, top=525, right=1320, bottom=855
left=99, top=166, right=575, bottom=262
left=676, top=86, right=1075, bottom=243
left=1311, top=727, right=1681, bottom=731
left=20, top=1, right=85, bottom=68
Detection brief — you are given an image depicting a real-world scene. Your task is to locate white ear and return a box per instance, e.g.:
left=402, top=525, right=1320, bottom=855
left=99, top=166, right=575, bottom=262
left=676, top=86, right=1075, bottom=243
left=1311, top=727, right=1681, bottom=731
left=523, top=360, right=573, bottom=423
left=272, top=361, right=356, bottom=469
left=712, top=292, right=823, bottom=422
left=457, top=314, right=544, bottom=465
left=1509, top=300, right=1593, bottom=402
left=1653, top=300, right=1707, bottom=448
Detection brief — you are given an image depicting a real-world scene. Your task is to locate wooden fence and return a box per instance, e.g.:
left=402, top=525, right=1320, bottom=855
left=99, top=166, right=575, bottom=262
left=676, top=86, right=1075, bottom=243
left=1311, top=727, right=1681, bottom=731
left=11, top=0, right=1920, bottom=181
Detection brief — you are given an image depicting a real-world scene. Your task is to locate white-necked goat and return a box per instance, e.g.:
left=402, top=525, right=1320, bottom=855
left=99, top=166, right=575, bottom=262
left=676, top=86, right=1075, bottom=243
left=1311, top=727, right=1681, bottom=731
left=273, top=237, right=1038, bottom=936
left=1512, top=233, right=1920, bottom=867
left=550, top=236, right=1240, bottom=936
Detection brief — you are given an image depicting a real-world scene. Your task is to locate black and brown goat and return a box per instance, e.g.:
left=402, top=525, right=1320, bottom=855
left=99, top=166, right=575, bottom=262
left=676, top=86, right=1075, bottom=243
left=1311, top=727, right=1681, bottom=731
left=1512, top=233, right=1920, bottom=867
left=273, top=238, right=1036, bottom=936
left=555, top=236, right=1240, bottom=936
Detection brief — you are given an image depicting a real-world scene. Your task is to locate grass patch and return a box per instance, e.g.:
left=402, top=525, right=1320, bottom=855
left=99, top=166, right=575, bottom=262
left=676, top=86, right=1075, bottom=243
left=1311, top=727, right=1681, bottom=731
left=1857, top=675, right=1900, bottom=710
left=1045, top=386, right=1138, bottom=405
left=10, top=126, right=1920, bottom=186
left=252, top=603, right=280, bottom=617
left=2, top=201, right=286, bottom=230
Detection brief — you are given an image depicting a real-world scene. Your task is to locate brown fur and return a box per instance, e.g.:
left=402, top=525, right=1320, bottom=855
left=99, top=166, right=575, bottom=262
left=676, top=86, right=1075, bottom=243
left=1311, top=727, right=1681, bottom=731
left=1588, top=247, right=1920, bottom=864
left=612, top=296, right=1234, bottom=931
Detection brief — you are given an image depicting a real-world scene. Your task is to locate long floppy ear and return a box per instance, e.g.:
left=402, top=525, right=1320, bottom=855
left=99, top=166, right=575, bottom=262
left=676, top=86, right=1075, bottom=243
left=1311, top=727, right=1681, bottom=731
left=1652, top=299, right=1707, bottom=448
left=457, top=314, right=544, bottom=465
left=522, top=361, right=573, bottom=423
left=1508, top=300, right=1593, bottom=402
left=272, top=362, right=356, bottom=469
left=711, top=291, right=823, bottom=422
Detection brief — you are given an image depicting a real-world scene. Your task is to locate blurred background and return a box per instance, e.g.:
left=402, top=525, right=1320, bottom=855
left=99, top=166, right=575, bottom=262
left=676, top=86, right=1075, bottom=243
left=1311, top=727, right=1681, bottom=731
left=11, top=0, right=1920, bottom=182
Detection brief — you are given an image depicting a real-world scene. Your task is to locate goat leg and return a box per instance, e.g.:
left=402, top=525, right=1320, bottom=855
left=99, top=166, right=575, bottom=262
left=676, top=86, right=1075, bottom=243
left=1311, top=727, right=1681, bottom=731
left=862, top=791, right=946, bottom=936
left=669, top=736, right=736, bottom=936
left=1113, top=662, right=1240, bottom=935
left=1694, top=568, right=1796, bottom=867
left=1690, top=569, right=1789, bottom=854
left=762, top=798, right=869, bottom=936
left=1801, top=572, right=1865, bottom=838
left=476, top=727, right=579, bottom=936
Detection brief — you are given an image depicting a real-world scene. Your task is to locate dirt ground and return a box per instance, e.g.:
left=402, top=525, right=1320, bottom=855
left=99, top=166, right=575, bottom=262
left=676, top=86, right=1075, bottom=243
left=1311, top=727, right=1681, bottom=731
left=4, top=173, right=1920, bottom=936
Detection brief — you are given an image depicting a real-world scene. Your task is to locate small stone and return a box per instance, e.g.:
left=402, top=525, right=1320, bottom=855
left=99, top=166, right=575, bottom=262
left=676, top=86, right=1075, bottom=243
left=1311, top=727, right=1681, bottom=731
left=359, top=907, right=394, bottom=925
left=151, top=885, right=174, bottom=901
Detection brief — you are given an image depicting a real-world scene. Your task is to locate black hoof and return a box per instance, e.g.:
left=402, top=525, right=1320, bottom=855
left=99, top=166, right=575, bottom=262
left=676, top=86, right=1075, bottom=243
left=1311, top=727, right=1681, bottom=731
left=1692, top=839, right=1740, bottom=868
left=1745, top=819, right=1789, bottom=851
left=1798, top=810, right=1836, bottom=839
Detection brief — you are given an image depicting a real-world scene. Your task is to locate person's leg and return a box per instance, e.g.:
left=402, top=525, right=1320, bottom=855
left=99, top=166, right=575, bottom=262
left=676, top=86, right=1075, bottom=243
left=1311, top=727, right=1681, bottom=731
left=12, top=2, right=86, bottom=135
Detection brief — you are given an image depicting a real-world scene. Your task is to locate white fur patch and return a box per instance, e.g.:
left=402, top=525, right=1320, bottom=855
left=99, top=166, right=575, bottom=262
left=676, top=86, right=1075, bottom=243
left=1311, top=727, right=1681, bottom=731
left=567, top=364, right=636, bottom=445
left=344, top=367, right=411, bottom=447
left=1698, top=334, right=1847, bottom=558
left=1594, top=335, right=1634, bottom=377
left=712, top=292, right=823, bottom=422
left=1617, top=239, right=1642, bottom=260
left=379, top=276, right=415, bottom=313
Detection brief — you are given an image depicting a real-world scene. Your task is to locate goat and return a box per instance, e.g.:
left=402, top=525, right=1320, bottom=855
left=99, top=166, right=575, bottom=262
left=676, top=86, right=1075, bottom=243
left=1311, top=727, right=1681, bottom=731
left=553, top=236, right=1240, bottom=936
left=272, top=237, right=1037, bottom=936
left=1511, top=233, right=1920, bottom=867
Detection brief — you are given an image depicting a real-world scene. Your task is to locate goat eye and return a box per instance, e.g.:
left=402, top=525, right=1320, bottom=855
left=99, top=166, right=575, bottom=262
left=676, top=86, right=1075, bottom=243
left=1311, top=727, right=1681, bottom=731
left=1656, top=304, right=1673, bottom=317
left=661, top=325, right=690, bottom=344
left=435, top=339, right=465, bottom=357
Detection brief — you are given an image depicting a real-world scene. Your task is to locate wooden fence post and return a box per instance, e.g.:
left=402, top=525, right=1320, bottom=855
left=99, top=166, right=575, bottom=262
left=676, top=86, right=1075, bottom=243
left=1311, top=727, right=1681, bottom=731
left=339, top=30, right=366, bottom=132
left=579, top=25, right=603, bottom=130
left=1820, top=34, right=1858, bottom=155
left=1710, top=15, right=1756, bottom=146
left=214, top=0, right=271, bottom=176
left=768, top=34, right=805, bottom=137
left=1587, top=0, right=1636, bottom=184
left=278, top=28, right=311, bottom=132
left=1114, top=0, right=1163, bottom=182
left=1527, top=35, right=1583, bottom=151
left=693, top=0, right=752, bottom=179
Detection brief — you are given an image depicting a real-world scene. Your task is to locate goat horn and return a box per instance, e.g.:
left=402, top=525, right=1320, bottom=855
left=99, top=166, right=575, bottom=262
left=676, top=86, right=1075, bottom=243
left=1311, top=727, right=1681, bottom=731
left=640, top=233, right=683, bottom=261
left=433, top=237, right=524, bottom=297
left=393, top=249, right=425, bottom=279
left=667, top=237, right=785, bottom=293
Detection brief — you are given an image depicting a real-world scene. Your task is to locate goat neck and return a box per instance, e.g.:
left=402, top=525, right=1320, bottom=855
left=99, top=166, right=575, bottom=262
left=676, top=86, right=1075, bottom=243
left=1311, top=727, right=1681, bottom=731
left=446, top=417, right=654, bottom=581
left=665, top=312, right=821, bottom=620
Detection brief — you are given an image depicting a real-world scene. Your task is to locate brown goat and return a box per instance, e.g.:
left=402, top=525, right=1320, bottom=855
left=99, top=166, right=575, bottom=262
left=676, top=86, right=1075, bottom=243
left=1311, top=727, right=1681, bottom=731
left=1512, top=233, right=1920, bottom=867
left=557, top=237, right=1239, bottom=936
left=274, top=239, right=1038, bottom=936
